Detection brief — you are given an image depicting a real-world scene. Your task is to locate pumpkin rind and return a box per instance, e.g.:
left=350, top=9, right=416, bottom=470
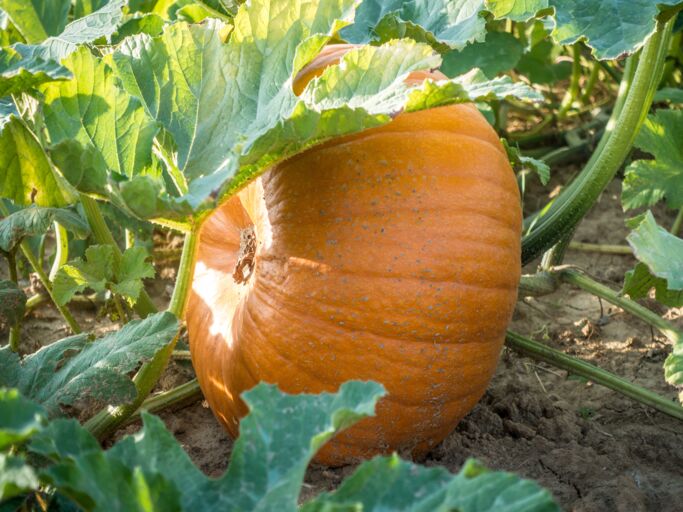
left=186, top=46, right=522, bottom=465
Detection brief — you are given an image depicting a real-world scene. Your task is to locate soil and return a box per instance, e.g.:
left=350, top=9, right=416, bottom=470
left=7, top=173, right=683, bottom=511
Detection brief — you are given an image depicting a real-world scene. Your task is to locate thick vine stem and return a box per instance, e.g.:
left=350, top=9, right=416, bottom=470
left=79, top=194, right=158, bottom=317
left=122, top=379, right=202, bottom=427
left=85, top=228, right=200, bottom=440
left=521, top=21, right=674, bottom=262
left=505, top=330, right=683, bottom=421
left=558, top=268, right=683, bottom=348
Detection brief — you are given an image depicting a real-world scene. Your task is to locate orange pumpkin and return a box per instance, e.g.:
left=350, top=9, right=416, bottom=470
left=186, top=45, right=522, bottom=465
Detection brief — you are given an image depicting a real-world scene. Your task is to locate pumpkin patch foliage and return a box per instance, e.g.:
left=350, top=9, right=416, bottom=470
left=2, top=0, right=683, bottom=509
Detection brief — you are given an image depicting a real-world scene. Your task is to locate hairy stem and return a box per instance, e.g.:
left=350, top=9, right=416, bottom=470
left=122, top=379, right=202, bottom=427
left=79, top=194, right=157, bottom=317
left=521, top=21, right=673, bottom=259
left=580, top=61, right=600, bottom=104
left=505, top=331, right=683, bottom=421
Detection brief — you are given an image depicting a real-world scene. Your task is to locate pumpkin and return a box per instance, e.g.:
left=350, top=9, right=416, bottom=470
left=186, top=45, right=522, bottom=466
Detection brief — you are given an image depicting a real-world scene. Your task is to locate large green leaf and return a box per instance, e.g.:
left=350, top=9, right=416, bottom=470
left=110, top=6, right=538, bottom=221
left=303, top=456, right=558, bottom=512
left=0, top=116, right=73, bottom=207
left=0, top=97, right=17, bottom=129
left=0, top=206, right=89, bottom=253
left=342, top=0, right=488, bottom=50
left=40, top=46, right=159, bottom=180
left=0, top=312, right=178, bottom=418
left=0, top=280, right=26, bottom=327
left=0, top=388, right=46, bottom=450
left=53, top=245, right=155, bottom=306
left=486, top=0, right=682, bottom=59
left=0, top=382, right=559, bottom=510
left=0, top=0, right=70, bottom=43
left=0, top=43, right=71, bottom=97
left=627, top=211, right=683, bottom=291
left=622, top=110, right=683, bottom=211
left=38, top=0, right=127, bottom=61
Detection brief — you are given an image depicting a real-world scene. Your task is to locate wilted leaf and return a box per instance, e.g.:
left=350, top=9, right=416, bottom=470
left=0, top=312, right=178, bottom=417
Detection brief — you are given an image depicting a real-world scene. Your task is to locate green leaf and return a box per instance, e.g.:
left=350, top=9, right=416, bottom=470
left=75, top=0, right=111, bottom=18
left=0, top=43, right=71, bottom=97
left=53, top=245, right=115, bottom=305
left=0, top=117, right=73, bottom=207
left=0, top=97, right=17, bottom=130
left=516, top=39, right=572, bottom=85
left=111, top=246, right=155, bottom=305
left=622, top=110, right=683, bottom=211
left=654, top=87, right=683, bottom=104
left=0, top=0, right=70, bottom=43
left=109, top=381, right=386, bottom=510
left=503, top=140, right=551, bottom=185
left=0, top=206, right=89, bottom=253
left=342, top=0, right=488, bottom=51
left=0, top=280, right=26, bottom=327
left=486, top=0, right=682, bottom=59
left=38, top=0, right=127, bottom=61
left=0, top=311, right=178, bottom=417
left=623, top=262, right=683, bottom=308
left=45, top=455, right=183, bottom=512
left=403, top=68, right=542, bottom=112
left=303, top=456, right=560, bottom=511
left=627, top=212, right=683, bottom=291
left=30, top=419, right=100, bottom=461
left=40, top=46, right=159, bottom=180
left=53, top=244, right=155, bottom=306
left=0, top=454, right=39, bottom=501
left=110, top=13, right=165, bottom=45
left=0, top=388, right=46, bottom=450
left=442, top=31, right=524, bottom=78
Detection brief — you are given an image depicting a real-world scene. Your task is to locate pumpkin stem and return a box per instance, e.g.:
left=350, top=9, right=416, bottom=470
left=233, top=226, right=256, bottom=284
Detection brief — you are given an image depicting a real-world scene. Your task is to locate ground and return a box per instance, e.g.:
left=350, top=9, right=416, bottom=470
left=8, top=174, right=683, bottom=511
